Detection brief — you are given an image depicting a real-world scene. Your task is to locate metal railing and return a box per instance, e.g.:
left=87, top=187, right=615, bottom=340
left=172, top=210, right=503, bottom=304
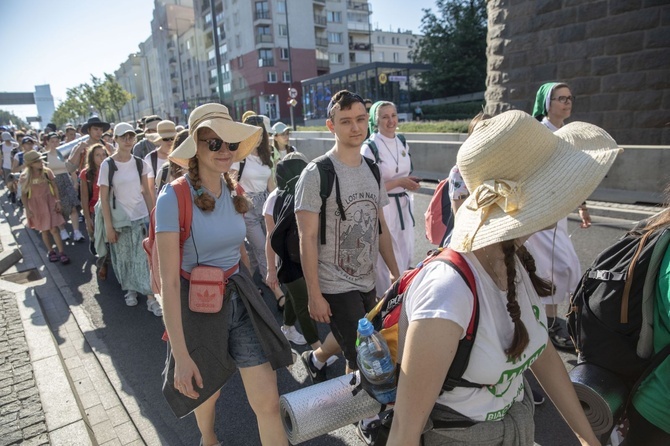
left=255, top=11, right=271, bottom=20
left=314, top=14, right=327, bottom=26
left=259, top=57, right=275, bottom=67
left=255, top=34, right=274, bottom=44
left=315, top=37, right=328, bottom=47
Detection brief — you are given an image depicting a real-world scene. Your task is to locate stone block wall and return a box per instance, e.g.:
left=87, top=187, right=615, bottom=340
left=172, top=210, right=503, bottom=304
left=485, top=0, right=670, bottom=145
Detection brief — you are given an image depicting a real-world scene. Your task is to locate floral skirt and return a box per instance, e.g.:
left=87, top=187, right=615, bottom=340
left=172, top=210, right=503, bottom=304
left=54, top=173, right=80, bottom=218
left=109, top=220, right=152, bottom=295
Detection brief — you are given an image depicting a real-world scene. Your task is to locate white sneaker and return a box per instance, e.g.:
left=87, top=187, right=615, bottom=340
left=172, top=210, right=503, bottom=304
left=73, top=230, right=85, bottom=242
left=281, top=325, right=307, bottom=345
left=147, top=299, right=163, bottom=317
left=124, top=291, right=138, bottom=306
left=60, top=229, right=70, bottom=241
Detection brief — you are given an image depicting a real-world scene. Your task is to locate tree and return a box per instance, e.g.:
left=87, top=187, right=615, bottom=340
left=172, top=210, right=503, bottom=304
left=104, top=73, right=132, bottom=122
left=0, top=110, right=28, bottom=129
left=82, top=75, right=109, bottom=121
left=411, top=0, right=487, bottom=98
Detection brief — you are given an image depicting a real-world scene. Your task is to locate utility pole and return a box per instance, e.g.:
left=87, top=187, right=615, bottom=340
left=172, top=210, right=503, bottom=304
left=285, top=0, right=296, bottom=130
left=210, top=0, right=225, bottom=104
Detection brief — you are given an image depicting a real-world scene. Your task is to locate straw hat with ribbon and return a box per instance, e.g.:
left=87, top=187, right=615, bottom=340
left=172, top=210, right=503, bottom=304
left=169, top=104, right=262, bottom=168
left=450, top=110, right=621, bottom=253
left=23, top=151, right=47, bottom=166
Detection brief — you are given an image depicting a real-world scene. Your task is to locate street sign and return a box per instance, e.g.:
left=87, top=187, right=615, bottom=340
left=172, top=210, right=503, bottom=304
left=389, top=75, right=407, bottom=82
left=288, top=88, right=298, bottom=98
left=287, top=99, right=297, bottom=107
left=26, top=116, right=42, bottom=123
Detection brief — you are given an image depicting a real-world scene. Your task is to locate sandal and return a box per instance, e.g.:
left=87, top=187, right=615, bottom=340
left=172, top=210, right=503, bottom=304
left=276, top=294, right=286, bottom=312
left=548, top=324, right=573, bottom=351
left=48, top=251, right=59, bottom=262
left=59, top=253, right=70, bottom=265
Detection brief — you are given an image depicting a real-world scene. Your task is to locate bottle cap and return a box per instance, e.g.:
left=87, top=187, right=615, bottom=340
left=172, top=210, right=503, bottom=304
left=357, top=318, right=373, bottom=336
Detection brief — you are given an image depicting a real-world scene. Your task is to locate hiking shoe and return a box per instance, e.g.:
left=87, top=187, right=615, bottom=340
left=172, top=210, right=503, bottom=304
left=124, top=291, right=138, bottom=307
left=532, top=389, right=545, bottom=406
left=301, top=350, right=327, bottom=384
left=281, top=325, right=307, bottom=346
left=147, top=299, right=163, bottom=317
left=356, top=419, right=381, bottom=445
left=60, top=229, right=70, bottom=241
left=73, top=230, right=85, bottom=242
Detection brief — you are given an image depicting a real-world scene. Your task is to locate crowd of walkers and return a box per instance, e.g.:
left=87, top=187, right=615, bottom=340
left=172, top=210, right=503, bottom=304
left=1, top=79, right=668, bottom=446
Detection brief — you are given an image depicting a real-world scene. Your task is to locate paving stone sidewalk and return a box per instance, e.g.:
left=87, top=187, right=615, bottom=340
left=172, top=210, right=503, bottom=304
left=0, top=289, right=49, bottom=446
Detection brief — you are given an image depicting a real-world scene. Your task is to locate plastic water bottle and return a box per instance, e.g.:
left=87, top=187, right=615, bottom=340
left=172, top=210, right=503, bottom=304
left=355, top=318, right=396, bottom=404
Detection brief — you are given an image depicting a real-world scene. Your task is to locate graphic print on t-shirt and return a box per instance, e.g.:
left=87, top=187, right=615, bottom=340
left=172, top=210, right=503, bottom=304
left=334, top=192, right=378, bottom=280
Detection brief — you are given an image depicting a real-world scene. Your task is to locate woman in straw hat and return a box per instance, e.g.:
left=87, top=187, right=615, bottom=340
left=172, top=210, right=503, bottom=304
left=158, top=103, right=292, bottom=446
left=19, top=150, right=70, bottom=264
left=388, top=110, right=621, bottom=446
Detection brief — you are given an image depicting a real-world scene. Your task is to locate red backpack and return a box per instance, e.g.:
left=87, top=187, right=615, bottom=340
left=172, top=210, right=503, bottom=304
left=424, top=178, right=453, bottom=246
left=143, top=176, right=193, bottom=295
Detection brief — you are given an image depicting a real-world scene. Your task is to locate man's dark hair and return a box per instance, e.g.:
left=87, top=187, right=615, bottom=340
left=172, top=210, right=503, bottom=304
left=326, top=90, right=365, bottom=120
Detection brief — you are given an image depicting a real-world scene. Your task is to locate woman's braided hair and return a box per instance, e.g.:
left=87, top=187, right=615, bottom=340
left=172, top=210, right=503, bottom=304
left=500, top=240, right=555, bottom=360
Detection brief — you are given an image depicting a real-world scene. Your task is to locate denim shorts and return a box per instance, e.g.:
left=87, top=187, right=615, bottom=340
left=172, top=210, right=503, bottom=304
left=227, top=290, right=267, bottom=368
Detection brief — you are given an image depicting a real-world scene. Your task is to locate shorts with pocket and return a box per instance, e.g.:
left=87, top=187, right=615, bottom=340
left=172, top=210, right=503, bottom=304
left=227, top=289, right=267, bottom=368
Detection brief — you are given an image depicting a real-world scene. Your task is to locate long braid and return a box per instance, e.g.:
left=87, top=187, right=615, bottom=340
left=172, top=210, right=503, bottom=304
left=223, top=172, right=250, bottom=214
left=188, top=157, right=215, bottom=212
left=502, top=240, right=529, bottom=360
left=516, top=245, right=555, bottom=297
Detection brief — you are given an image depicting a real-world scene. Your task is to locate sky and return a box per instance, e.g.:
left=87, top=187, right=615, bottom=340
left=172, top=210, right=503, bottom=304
left=0, top=0, right=436, bottom=122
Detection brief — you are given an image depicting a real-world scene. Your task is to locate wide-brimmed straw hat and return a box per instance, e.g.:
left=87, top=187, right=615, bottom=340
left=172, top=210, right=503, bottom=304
left=23, top=151, right=47, bottom=166
left=450, top=110, right=621, bottom=253
left=153, top=120, right=177, bottom=142
left=169, top=103, right=262, bottom=168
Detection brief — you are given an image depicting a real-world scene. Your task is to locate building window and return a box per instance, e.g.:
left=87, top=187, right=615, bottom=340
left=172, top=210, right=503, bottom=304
left=278, top=24, right=288, bottom=37
left=280, top=48, right=289, bottom=60
left=277, top=0, right=286, bottom=13
left=329, top=53, right=343, bottom=64
left=235, top=34, right=241, bottom=48
left=393, top=52, right=399, bottom=62
left=328, top=32, right=342, bottom=44
left=282, top=71, right=290, bottom=83
left=238, top=56, right=243, bottom=68
left=326, top=11, right=341, bottom=23
left=268, top=71, right=278, bottom=83
left=259, top=49, right=274, bottom=66
left=255, top=1, right=270, bottom=19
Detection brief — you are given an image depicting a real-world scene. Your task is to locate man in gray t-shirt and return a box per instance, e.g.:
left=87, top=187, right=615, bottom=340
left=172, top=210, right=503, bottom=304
left=295, top=90, right=399, bottom=376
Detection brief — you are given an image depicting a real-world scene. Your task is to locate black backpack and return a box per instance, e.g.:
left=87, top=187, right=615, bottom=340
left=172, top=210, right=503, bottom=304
left=269, top=155, right=381, bottom=283
left=567, top=225, right=670, bottom=385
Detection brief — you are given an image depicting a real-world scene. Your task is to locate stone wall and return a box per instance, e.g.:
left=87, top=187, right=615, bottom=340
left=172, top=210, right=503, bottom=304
left=485, top=0, right=670, bottom=145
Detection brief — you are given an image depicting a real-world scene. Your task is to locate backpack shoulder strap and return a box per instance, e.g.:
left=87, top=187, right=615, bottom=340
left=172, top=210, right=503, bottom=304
left=362, top=156, right=381, bottom=187
left=397, top=134, right=407, bottom=147
left=433, top=248, right=481, bottom=391
left=133, top=155, right=144, bottom=185
left=171, top=176, right=193, bottom=248
left=159, top=163, right=170, bottom=191
left=150, top=151, right=158, bottom=176
left=106, top=158, right=118, bottom=209
left=314, top=154, right=337, bottom=245
left=363, top=139, right=380, bottom=163
left=237, top=159, right=246, bottom=181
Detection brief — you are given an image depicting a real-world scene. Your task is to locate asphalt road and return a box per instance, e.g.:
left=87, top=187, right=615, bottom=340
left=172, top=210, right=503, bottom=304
left=50, top=182, right=637, bottom=446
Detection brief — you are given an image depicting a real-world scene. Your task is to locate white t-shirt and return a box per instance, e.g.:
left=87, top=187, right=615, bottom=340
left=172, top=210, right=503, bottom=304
left=401, top=252, right=548, bottom=422
left=143, top=151, right=168, bottom=179
left=98, top=157, right=151, bottom=221
left=231, top=154, right=271, bottom=193
left=262, top=188, right=279, bottom=218
left=2, top=142, right=17, bottom=170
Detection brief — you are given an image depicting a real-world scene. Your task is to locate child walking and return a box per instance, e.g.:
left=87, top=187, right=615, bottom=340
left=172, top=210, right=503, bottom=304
left=20, top=151, right=70, bottom=264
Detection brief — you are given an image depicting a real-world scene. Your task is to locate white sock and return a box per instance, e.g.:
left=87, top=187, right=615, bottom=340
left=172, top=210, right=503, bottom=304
left=311, top=352, right=326, bottom=370
left=325, top=355, right=338, bottom=366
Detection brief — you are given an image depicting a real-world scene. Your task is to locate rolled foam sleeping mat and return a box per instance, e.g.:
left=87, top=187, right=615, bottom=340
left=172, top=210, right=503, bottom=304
left=569, top=363, right=628, bottom=436
left=280, top=372, right=382, bottom=444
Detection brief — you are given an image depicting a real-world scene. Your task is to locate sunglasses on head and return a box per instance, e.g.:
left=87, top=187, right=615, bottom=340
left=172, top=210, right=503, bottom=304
left=200, top=138, right=240, bottom=152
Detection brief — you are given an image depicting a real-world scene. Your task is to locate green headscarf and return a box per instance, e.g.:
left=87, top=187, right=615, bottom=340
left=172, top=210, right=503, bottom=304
left=531, top=82, right=558, bottom=119
left=368, top=101, right=384, bottom=136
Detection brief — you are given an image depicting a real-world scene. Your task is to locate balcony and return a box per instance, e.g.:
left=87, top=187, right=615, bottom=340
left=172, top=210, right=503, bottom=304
left=347, top=1, right=370, bottom=12
left=314, top=14, right=327, bottom=27
left=259, top=57, right=275, bottom=67
left=172, top=87, right=179, bottom=94
left=316, top=59, right=329, bottom=69
left=170, top=72, right=178, bottom=79
left=169, top=57, right=177, bottom=65
left=255, top=34, right=274, bottom=44
left=167, top=41, right=175, bottom=49
left=347, top=21, right=371, bottom=33
left=349, top=42, right=372, bottom=51
left=254, top=10, right=271, bottom=20
left=313, top=0, right=325, bottom=5
left=315, top=37, right=328, bottom=47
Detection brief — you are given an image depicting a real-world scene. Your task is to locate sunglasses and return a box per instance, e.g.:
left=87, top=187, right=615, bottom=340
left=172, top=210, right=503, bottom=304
left=200, top=138, right=240, bottom=152
left=162, top=137, right=174, bottom=142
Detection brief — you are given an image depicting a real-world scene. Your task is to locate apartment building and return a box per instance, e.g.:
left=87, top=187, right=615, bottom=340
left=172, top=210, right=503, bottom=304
left=372, top=28, right=418, bottom=64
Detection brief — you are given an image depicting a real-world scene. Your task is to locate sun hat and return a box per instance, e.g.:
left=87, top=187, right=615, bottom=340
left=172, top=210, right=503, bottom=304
left=113, top=122, right=137, bottom=137
left=272, top=122, right=290, bottom=135
left=81, top=117, right=111, bottom=134
left=450, top=110, right=621, bottom=253
left=23, top=151, right=47, bottom=166
left=156, top=120, right=177, bottom=140
left=143, top=115, right=162, bottom=131
left=241, top=110, right=256, bottom=122
left=169, top=103, right=262, bottom=168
